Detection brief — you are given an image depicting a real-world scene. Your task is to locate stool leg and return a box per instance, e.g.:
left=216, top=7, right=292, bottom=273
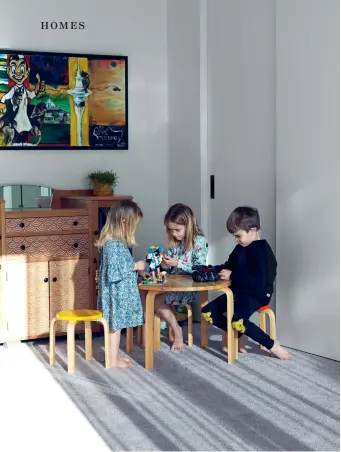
left=200, top=291, right=209, bottom=348
left=98, top=318, right=111, bottom=368
left=85, top=321, right=92, bottom=360
left=126, top=327, right=134, bottom=353
left=154, top=315, right=161, bottom=351
left=222, top=330, right=227, bottom=352
left=49, top=317, right=57, bottom=366
left=267, top=310, right=277, bottom=341
left=169, top=306, right=176, bottom=342
left=67, top=321, right=77, bottom=374
left=185, top=304, right=193, bottom=347
left=137, top=326, right=142, bottom=346
left=223, top=288, right=236, bottom=364
left=259, top=311, right=267, bottom=351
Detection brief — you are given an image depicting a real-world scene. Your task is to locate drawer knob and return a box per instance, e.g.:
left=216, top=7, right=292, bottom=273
left=73, top=242, right=79, bottom=248
left=73, top=221, right=79, bottom=226
left=44, top=278, right=49, bottom=283
left=19, top=222, right=25, bottom=228
left=94, top=230, right=99, bottom=236
left=52, top=277, right=57, bottom=282
left=20, top=244, right=25, bottom=250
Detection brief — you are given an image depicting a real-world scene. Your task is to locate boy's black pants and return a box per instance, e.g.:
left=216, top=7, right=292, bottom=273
left=201, top=291, right=274, bottom=350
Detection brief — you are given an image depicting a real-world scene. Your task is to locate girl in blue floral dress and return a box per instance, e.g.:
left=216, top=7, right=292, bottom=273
left=96, top=200, right=146, bottom=368
left=141, top=203, right=208, bottom=351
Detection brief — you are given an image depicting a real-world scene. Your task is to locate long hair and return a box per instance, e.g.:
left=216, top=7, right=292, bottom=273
left=164, top=203, right=204, bottom=251
left=95, top=200, right=143, bottom=248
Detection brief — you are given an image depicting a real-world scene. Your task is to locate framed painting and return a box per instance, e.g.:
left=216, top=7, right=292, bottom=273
left=0, top=49, right=128, bottom=150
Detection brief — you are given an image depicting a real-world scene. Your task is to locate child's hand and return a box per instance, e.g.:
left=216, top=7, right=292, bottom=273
left=219, top=269, right=232, bottom=280
left=139, top=270, right=151, bottom=278
left=163, top=256, right=179, bottom=267
left=135, top=260, right=146, bottom=272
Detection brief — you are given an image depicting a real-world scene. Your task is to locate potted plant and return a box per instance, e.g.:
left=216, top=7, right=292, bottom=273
left=87, top=170, right=119, bottom=196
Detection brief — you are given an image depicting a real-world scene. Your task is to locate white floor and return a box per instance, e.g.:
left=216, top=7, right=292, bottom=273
left=0, top=342, right=110, bottom=452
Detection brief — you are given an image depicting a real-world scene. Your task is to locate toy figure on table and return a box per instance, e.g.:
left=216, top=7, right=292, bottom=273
left=142, top=245, right=167, bottom=284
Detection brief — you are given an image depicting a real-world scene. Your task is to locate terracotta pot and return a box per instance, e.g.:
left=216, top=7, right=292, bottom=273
left=92, top=180, right=113, bottom=196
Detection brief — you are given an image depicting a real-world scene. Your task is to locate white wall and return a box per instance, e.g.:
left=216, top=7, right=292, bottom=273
left=0, top=0, right=168, bottom=255
left=276, top=0, right=340, bottom=360
left=167, top=0, right=202, bottom=222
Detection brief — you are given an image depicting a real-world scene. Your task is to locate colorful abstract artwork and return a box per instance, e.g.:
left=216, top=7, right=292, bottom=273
left=0, top=50, right=128, bottom=149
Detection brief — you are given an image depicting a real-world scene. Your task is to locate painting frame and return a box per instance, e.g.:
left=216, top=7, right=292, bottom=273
left=0, top=48, right=128, bottom=150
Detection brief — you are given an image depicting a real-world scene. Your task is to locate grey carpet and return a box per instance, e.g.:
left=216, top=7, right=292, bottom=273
left=28, top=324, right=340, bottom=451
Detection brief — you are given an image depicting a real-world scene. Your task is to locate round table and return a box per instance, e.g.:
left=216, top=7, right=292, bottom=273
left=132, top=275, right=238, bottom=369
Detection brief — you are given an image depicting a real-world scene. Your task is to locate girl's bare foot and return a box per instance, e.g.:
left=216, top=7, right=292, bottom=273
left=270, top=340, right=290, bottom=360
left=111, top=357, right=132, bottom=368
left=239, top=335, right=248, bottom=354
left=171, top=326, right=184, bottom=351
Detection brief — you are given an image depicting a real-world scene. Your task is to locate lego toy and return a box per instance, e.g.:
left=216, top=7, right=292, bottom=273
left=142, top=245, right=167, bottom=284
left=192, top=265, right=220, bottom=282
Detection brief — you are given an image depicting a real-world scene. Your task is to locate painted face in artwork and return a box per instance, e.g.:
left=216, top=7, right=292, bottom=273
left=7, top=55, right=30, bottom=85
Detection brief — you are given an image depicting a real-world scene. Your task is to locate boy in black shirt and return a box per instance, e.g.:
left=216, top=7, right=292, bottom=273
left=202, top=206, right=290, bottom=360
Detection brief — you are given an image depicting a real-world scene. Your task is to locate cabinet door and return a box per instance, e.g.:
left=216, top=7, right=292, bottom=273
left=6, top=261, right=50, bottom=340
left=49, top=259, right=90, bottom=333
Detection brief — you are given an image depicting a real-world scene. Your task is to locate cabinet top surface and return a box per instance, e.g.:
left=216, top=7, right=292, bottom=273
left=61, top=195, right=132, bottom=201
left=4, top=208, right=88, bottom=218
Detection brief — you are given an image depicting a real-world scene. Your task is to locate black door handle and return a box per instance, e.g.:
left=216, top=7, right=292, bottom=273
left=210, top=175, right=215, bottom=199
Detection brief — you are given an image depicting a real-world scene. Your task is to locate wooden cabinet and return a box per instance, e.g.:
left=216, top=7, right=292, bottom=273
left=5, top=258, right=89, bottom=341
left=6, top=261, right=50, bottom=340
left=0, top=192, right=132, bottom=343
left=49, top=259, right=89, bottom=333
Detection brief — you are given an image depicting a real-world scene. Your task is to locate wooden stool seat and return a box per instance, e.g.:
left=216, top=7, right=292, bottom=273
left=57, top=309, right=103, bottom=321
left=50, top=309, right=110, bottom=374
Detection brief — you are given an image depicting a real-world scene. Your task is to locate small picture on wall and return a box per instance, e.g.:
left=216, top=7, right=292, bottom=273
left=0, top=49, right=128, bottom=150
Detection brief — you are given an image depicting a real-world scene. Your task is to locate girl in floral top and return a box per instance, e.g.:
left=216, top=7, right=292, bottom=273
left=143, top=203, right=208, bottom=350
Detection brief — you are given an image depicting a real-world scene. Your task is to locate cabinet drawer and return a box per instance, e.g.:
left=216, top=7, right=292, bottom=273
left=6, top=234, right=89, bottom=258
left=6, top=216, right=88, bottom=233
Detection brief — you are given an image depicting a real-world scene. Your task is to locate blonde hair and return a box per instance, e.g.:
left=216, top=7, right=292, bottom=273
left=164, top=203, right=205, bottom=251
left=95, top=200, right=143, bottom=248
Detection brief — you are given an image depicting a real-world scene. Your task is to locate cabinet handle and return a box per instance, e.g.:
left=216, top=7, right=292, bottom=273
left=44, top=278, right=49, bottom=283
left=20, top=244, right=25, bottom=250
left=73, top=242, right=79, bottom=248
left=19, top=222, right=25, bottom=228
left=73, top=220, right=79, bottom=226
left=52, top=277, right=57, bottom=282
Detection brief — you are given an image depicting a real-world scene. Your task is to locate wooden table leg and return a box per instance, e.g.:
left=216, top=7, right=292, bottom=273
left=222, top=288, right=237, bottom=364
left=67, top=321, right=77, bottom=374
left=154, top=315, right=160, bottom=351
left=200, top=291, right=209, bottom=348
left=145, top=291, right=157, bottom=369
left=85, top=321, right=92, bottom=360
left=126, top=327, right=134, bottom=353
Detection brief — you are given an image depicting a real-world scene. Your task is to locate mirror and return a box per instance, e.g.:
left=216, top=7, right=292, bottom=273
left=0, top=185, right=54, bottom=210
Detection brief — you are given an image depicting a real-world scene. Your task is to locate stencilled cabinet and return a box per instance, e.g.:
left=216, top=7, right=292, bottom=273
left=0, top=205, right=90, bottom=342
left=0, top=192, right=132, bottom=343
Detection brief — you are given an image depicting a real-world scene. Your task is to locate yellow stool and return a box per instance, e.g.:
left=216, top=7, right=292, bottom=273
left=49, top=309, right=110, bottom=374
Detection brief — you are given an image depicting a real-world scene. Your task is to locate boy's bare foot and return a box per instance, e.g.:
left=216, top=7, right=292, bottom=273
left=171, top=326, right=184, bottom=351
left=239, top=335, right=248, bottom=354
left=270, top=340, right=290, bottom=360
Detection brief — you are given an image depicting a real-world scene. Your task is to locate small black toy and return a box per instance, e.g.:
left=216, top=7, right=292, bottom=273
left=192, top=265, right=220, bottom=282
